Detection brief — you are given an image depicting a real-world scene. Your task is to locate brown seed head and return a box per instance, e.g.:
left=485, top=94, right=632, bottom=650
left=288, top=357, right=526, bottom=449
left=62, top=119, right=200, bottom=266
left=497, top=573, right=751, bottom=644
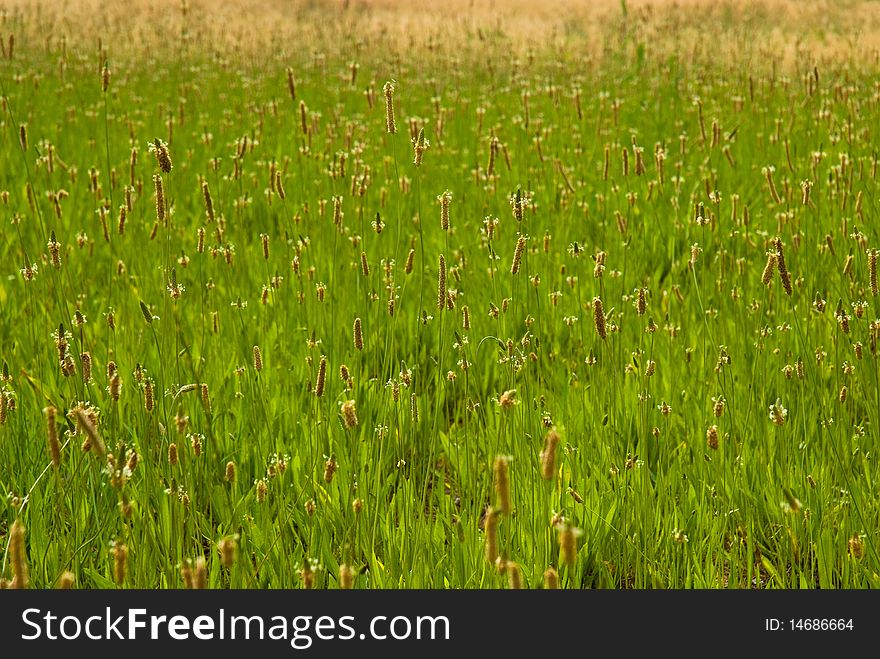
left=339, top=564, right=354, bottom=589
left=152, top=138, right=173, bottom=173
left=706, top=425, right=719, bottom=450
left=45, top=406, right=61, bottom=467
left=592, top=296, right=607, bottom=339
left=437, top=254, right=447, bottom=310
left=10, top=519, right=28, bottom=589
left=314, top=356, right=327, bottom=397
left=112, top=543, right=128, bottom=585
left=353, top=318, right=363, bottom=350
left=869, top=249, right=878, bottom=297
left=511, top=234, right=527, bottom=274
left=341, top=399, right=359, bottom=429
left=383, top=81, right=396, bottom=134
left=494, top=455, right=511, bottom=513
left=559, top=524, right=578, bottom=567
left=484, top=507, right=499, bottom=564
left=540, top=428, right=560, bottom=480
left=57, top=571, right=75, bottom=589
left=218, top=537, right=236, bottom=569
left=194, top=557, right=207, bottom=589
left=773, top=237, right=792, bottom=295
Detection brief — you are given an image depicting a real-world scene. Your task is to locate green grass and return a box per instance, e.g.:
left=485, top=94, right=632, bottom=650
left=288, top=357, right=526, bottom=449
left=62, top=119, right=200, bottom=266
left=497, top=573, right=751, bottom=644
left=1, top=2, right=879, bottom=589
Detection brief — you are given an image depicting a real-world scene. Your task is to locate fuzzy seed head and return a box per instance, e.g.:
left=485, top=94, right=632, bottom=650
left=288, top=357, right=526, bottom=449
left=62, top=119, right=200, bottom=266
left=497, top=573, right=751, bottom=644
left=592, top=296, right=607, bottom=339
left=341, top=399, right=359, bottom=429
left=45, top=406, right=61, bottom=467
left=194, top=557, right=207, bottom=589
left=10, top=519, right=28, bottom=589
left=314, top=356, right=327, bottom=397
left=559, top=524, right=578, bottom=567
left=437, top=254, right=447, bottom=310
left=412, top=127, right=429, bottom=166
left=324, top=455, right=338, bottom=483
left=383, top=81, right=396, bottom=135
left=773, top=237, right=792, bottom=295
left=636, top=287, right=647, bottom=315
left=58, top=572, right=75, bottom=589
left=540, top=428, right=560, bottom=480
left=150, top=138, right=173, bottom=173
left=353, top=318, right=364, bottom=350
left=543, top=567, right=559, bottom=589
left=153, top=174, right=165, bottom=223
left=113, top=543, right=128, bottom=585
left=438, top=189, right=451, bottom=231
left=511, top=234, right=527, bottom=274
left=706, top=425, right=719, bottom=450
left=869, top=249, right=878, bottom=297
left=218, top=537, right=236, bottom=569
left=494, top=455, right=511, bottom=514
left=761, top=250, right=777, bottom=286
left=484, top=507, right=499, bottom=564
left=339, top=564, right=354, bottom=589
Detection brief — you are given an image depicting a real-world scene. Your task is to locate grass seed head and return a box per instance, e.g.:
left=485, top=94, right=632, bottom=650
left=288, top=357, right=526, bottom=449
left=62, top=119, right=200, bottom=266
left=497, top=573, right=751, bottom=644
left=540, top=427, right=560, bottom=480
left=761, top=250, right=777, bottom=286
left=412, top=127, right=429, bottom=166
left=507, top=561, right=523, bottom=589
left=58, top=571, right=75, bottom=589
left=383, top=81, right=396, bottom=134
left=10, top=519, right=28, bottom=589
left=341, top=399, right=359, bottom=429
left=773, top=237, right=792, bottom=295
left=438, top=189, right=451, bottom=231
left=153, top=174, right=165, bottom=224
left=324, top=455, right=338, bottom=483
left=484, top=507, right=499, bottom=564
left=511, top=234, right=527, bottom=274
left=74, top=407, right=106, bottom=456
left=543, top=567, right=559, bottom=589
left=559, top=524, right=579, bottom=567
left=150, top=138, right=173, bottom=173
left=339, top=564, right=354, bottom=589
left=218, top=536, right=236, bottom=569
left=869, top=249, right=878, bottom=297
left=112, top=543, right=128, bottom=585
left=706, top=425, right=719, bottom=450
left=494, top=455, right=511, bottom=514
left=437, top=254, right=447, bottom=309
left=45, top=405, right=61, bottom=467
left=314, top=356, right=327, bottom=397
left=194, top=557, right=207, bottom=589
left=353, top=318, right=363, bottom=350
left=592, top=296, right=607, bottom=339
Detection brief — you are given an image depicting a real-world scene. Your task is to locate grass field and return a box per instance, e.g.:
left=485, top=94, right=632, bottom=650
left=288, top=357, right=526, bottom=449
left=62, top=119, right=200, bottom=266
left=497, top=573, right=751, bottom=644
left=2, top=0, right=880, bottom=589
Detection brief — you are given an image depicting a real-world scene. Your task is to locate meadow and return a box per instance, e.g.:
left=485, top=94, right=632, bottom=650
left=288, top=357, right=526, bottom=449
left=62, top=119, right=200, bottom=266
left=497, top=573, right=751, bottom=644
left=1, top=0, right=880, bottom=588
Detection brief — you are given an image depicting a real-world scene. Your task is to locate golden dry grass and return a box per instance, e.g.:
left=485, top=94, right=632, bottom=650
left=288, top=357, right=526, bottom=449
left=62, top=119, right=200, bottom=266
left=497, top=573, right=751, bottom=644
left=1, top=0, right=877, bottom=68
